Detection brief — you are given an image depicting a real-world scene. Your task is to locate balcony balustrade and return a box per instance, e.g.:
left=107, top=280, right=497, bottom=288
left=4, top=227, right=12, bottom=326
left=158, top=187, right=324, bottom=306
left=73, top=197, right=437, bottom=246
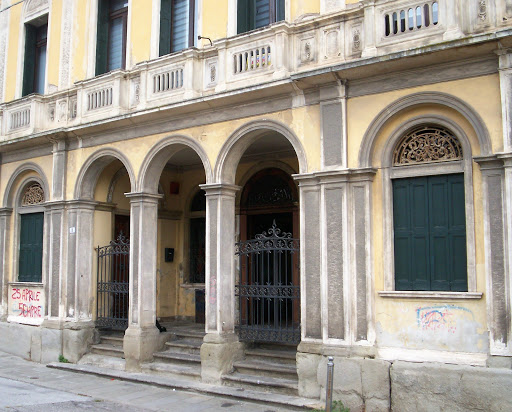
left=0, top=0, right=509, bottom=141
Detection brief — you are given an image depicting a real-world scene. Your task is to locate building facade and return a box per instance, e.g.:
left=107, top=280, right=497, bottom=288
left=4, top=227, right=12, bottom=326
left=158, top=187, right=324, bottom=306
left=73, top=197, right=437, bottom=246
left=0, top=0, right=511, bottom=410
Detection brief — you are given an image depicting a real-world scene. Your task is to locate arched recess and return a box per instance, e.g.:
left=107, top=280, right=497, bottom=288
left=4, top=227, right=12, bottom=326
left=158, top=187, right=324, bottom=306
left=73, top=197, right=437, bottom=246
left=379, top=115, right=479, bottom=293
left=358, top=92, right=492, bottom=169
left=74, top=148, right=136, bottom=199
left=3, top=163, right=50, bottom=208
left=138, top=135, right=213, bottom=193
left=215, top=119, right=308, bottom=184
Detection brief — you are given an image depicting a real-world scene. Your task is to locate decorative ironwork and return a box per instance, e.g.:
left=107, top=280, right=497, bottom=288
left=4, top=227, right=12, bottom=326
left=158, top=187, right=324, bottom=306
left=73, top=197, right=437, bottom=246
left=96, top=233, right=130, bottom=331
left=21, top=183, right=44, bottom=206
left=393, top=125, right=463, bottom=166
left=235, top=221, right=300, bottom=344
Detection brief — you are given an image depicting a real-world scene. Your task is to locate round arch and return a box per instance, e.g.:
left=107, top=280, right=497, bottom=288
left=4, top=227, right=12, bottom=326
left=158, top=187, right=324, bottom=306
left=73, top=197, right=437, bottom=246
left=3, top=163, right=50, bottom=208
left=358, top=91, right=492, bottom=168
left=214, top=119, right=308, bottom=184
left=74, top=148, right=136, bottom=199
left=138, top=135, right=213, bottom=193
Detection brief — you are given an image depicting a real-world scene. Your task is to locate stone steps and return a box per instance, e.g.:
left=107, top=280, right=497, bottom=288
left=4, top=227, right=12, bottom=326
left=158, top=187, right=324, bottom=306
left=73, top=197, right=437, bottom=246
left=153, top=351, right=201, bottom=365
left=90, top=343, right=124, bottom=358
left=233, top=359, right=298, bottom=380
left=222, top=372, right=299, bottom=396
left=164, top=339, right=202, bottom=355
left=141, top=361, right=202, bottom=381
left=222, top=344, right=298, bottom=396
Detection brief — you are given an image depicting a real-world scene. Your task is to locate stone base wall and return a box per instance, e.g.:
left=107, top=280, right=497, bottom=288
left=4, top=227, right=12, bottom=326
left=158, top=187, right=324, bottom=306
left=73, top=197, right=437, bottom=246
left=298, top=352, right=512, bottom=412
left=0, top=321, right=95, bottom=364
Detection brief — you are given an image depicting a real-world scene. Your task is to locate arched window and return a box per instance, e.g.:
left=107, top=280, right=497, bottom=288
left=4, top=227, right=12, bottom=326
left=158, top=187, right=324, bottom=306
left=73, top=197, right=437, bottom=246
left=391, top=125, right=467, bottom=291
left=18, top=182, right=45, bottom=282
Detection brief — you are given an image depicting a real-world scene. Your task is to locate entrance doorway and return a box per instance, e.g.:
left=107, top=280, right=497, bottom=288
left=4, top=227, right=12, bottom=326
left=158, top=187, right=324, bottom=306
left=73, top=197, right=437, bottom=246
left=96, top=214, right=130, bottom=330
left=236, top=168, right=300, bottom=344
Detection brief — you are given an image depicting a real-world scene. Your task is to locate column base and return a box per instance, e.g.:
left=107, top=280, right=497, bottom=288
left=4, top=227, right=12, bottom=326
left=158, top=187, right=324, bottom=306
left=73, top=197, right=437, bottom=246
left=62, top=320, right=96, bottom=363
left=123, top=325, right=161, bottom=371
left=200, top=333, right=244, bottom=384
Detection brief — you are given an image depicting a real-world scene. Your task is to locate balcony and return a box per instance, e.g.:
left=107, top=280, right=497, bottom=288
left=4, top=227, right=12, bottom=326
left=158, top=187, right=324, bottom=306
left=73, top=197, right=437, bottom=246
left=0, top=0, right=509, bottom=143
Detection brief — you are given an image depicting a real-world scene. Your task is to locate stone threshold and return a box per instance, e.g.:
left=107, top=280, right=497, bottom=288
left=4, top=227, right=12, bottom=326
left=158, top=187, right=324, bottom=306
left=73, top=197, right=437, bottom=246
left=47, top=362, right=322, bottom=411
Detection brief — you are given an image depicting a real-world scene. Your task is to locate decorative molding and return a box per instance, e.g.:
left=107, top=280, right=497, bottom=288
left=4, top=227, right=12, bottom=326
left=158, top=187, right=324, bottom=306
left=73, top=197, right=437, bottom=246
left=21, top=182, right=45, bottom=206
left=378, top=291, right=483, bottom=299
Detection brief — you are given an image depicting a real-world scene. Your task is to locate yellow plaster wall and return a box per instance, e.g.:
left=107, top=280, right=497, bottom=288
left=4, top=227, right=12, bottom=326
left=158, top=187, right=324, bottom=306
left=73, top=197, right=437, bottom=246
left=47, top=0, right=63, bottom=89
left=129, top=0, right=152, bottom=65
left=291, top=0, right=320, bottom=21
left=201, top=0, right=228, bottom=43
left=71, top=0, right=88, bottom=83
left=346, top=75, right=503, bottom=169
left=5, top=3, right=22, bottom=102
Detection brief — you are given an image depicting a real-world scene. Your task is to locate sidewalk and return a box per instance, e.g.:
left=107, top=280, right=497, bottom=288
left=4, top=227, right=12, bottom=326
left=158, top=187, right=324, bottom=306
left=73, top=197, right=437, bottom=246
left=0, top=351, right=318, bottom=411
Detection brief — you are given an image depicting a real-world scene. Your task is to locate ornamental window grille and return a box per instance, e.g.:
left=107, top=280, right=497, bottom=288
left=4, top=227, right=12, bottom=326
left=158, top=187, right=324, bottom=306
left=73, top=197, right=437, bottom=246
left=393, top=125, right=463, bottom=166
left=21, top=183, right=44, bottom=206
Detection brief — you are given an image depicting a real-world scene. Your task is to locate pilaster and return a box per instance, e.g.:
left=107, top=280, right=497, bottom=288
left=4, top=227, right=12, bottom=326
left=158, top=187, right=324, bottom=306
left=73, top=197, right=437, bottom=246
left=475, top=155, right=511, bottom=356
left=0, top=208, right=12, bottom=320
left=361, top=1, right=377, bottom=58
left=497, top=49, right=512, bottom=152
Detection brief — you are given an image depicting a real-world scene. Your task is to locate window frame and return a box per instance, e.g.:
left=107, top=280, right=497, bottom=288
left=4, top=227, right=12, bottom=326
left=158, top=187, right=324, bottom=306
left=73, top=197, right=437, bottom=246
left=21, top=16, right=48, bottom=97
left=14, top=180, right=47, bottom=284
left=159, top=0, right=197, bottom=57
left=236, top=0, right=286, bottom=35
left=378, top=116, right=480, bottom=299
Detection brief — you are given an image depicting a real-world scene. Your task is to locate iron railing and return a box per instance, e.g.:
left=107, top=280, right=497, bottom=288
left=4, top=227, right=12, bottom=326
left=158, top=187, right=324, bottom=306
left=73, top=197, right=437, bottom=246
left=235, top=221, right=300, bottom=344
left=96, top=233, right=130, bottom=330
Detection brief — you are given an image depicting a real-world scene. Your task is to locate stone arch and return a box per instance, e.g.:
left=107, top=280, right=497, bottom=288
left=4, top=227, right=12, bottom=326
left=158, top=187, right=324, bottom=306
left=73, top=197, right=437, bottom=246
left=74, top=148, right=136, bottom=199
left=359, top=92, right=492, bottom=168
left=382, top=115, right=474, bottom=167
left=215, top=119, right=308, bottom=184
left=138, top=135, right=213, bottom=193
left=3, top=162, right=50, bottom=208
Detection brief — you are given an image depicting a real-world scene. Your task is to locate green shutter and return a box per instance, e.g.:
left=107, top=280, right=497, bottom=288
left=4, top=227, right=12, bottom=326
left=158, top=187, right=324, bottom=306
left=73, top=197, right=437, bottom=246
left=95, top=0, right=109, bottom=76
left=159, top=0, right=172, bottom=56
left=393, top=178, right=413, bottom=290
left=393, top=173, right=467, bottom=292
left=447, top=174, right=467, bottom=291
left=19, top=213, right=44, bottom=283
left=22, top=24, right=37, bottom=96
left=276, top=0, right=285, bottom=22
left=237, top=0, right=251, bottom=34
left=409, top=178, right=430, bottom=290
left=429, top=175, right=450, bottom=291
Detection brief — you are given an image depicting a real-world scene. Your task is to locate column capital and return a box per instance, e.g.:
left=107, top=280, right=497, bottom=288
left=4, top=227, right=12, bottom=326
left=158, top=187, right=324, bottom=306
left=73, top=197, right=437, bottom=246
left=0, top=207, right=13, bottom=217
left=43, top=200, right=68, bottom=210
left=199, top=183, right=241, bottom=197
left=496, top=48, right=512, bottom=70
left=125, top=192, right=163, bottom=203
left=67, top=199, right=99, bottom=210
left=474, top=155, right=505, bottom=172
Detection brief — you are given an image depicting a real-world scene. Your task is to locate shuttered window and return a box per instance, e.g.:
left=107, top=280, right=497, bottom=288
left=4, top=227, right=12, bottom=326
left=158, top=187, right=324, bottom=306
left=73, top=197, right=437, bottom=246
left=22, top=22, right=47, bottom=96
left=237, top=0, right=285, bottom=34
left=18, top=213, right=44, bottom=283
left=159, top=0, right=195, bottom=56
left=96, top=0, right=128, bottom=76
left=393, top=173, right=467, bottom=291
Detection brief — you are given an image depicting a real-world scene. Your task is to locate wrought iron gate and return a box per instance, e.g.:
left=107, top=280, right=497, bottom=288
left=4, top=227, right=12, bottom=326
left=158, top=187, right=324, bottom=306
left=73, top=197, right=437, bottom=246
left=235, top=221, right=300, bottom=344
left=96, top=233, right=130, bottom=330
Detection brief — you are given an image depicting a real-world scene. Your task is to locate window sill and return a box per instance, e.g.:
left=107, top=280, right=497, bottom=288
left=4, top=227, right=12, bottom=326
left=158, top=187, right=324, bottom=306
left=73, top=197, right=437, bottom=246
left=378, top=291, right=483, bottom=300
left=9, top=281, right=44, bottom=287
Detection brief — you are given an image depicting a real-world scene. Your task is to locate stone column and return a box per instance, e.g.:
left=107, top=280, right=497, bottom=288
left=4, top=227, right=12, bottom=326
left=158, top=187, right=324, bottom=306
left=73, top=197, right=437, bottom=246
left=475, top=156, right=511, bottom=359
left=123, top=192, right=161, bottom=370
left=0, top=208, right=12, bottom=320
left=199, top=183, right=243, bottom=383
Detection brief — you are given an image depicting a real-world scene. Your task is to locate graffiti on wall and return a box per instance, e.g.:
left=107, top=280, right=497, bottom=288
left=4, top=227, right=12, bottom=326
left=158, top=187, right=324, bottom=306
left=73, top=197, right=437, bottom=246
left=8, top=284, right=45, bottom=325
left=416, top=305, right=474, bottom=333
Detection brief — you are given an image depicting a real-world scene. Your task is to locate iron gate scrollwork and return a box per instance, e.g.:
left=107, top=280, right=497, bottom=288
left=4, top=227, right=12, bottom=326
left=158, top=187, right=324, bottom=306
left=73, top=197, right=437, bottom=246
left=235, top=221, right=300, bottom=344
left=96, top=233, right=130, bottom=330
